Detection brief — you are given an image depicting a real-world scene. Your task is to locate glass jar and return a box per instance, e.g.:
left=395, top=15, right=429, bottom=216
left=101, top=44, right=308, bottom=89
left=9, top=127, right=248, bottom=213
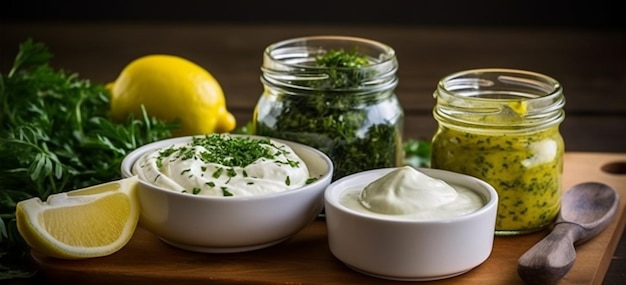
left=254, top=36, right=404, bottom=181
left=431, top=68, right=565, bottom=236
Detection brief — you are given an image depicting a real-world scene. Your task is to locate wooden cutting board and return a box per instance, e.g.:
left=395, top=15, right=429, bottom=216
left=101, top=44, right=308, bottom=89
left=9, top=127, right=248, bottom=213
left=32, top=152, right=626, bottom=285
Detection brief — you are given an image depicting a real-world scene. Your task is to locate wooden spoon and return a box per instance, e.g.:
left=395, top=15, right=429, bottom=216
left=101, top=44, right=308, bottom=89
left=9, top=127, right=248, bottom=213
left=517, top=182, right=619, bottom=284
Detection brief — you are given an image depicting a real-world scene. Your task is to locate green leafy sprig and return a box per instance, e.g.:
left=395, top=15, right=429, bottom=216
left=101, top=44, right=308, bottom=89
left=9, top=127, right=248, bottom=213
left=0, top=39, right=175, bottom=280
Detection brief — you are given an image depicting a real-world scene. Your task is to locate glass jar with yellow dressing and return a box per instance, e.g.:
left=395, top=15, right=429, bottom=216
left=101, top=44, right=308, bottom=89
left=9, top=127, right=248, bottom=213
left=431, top=68, right=565, bottom=236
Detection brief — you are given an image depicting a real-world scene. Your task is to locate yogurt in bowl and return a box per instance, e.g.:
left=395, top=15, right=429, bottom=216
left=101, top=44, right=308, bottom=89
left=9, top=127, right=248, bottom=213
left=132, top=134, right=313, bottom=197
left=121, top=133, right=333, bottom=253
left=324, top=166, right=498, bottom=281
left=341, top=166, right=485, bottom=219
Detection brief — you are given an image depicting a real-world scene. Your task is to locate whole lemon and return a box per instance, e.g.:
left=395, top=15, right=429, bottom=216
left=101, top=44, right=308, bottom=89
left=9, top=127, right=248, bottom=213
left=107, top=54, right=236, bottom=137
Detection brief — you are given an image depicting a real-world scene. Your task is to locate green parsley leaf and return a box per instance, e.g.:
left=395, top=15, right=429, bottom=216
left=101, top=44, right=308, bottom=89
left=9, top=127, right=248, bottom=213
left=0, top=39, right=175, bottom=279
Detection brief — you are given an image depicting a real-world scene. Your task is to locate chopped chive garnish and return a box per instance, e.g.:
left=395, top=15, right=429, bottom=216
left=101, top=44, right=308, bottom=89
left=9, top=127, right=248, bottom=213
left=221, top=187, right=233, bottom=197
left=213, top=167, right=224, bottom=178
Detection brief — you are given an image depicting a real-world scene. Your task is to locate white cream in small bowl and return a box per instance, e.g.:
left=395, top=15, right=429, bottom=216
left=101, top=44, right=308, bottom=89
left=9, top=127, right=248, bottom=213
left=121, top=134, right=333, bottom=253
left=324, top=166, right=498, bottom=281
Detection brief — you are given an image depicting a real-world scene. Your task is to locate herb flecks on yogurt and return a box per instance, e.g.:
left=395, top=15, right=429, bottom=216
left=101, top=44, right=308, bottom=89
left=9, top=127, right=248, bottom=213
left=341, top=166, right=484, bottom=220
left=133, top=134, right=312, bottom=197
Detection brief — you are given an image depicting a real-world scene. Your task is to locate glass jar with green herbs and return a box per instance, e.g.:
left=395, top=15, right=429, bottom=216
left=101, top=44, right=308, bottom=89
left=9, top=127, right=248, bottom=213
left=254, top=36, right=404, bottom=181
left=431, top=68, right=566, bottom=236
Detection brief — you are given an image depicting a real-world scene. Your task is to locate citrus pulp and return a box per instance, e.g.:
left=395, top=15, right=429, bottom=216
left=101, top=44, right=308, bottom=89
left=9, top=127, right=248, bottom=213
left=16, top=176, right=140, bottom=259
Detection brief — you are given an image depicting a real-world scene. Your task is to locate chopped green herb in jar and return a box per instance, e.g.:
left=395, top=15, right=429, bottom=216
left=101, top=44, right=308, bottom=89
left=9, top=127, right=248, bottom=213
left=256, top=45, right=403, bottom=181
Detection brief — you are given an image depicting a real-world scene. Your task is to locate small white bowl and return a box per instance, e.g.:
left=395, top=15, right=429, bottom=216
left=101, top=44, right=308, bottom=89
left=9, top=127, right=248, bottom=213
left=324, top=167, right=498, bottom=281
left=121, top=134, right=333, bottom=253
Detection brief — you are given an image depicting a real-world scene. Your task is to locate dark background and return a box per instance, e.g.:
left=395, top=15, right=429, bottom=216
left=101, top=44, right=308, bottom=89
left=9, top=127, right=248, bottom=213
left=1, top=0, right=624, bottom=29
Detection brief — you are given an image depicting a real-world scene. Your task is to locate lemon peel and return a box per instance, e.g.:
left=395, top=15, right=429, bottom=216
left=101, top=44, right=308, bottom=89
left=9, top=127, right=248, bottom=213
left=107, top=54, right=236, bottom=137
left=508, top=101, right=528, bottom=115
left=16, top=176, right=140, bottom=259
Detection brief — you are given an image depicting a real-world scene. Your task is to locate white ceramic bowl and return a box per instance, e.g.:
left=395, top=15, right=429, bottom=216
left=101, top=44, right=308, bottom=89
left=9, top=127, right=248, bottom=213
left=121, top=134, right=333, bottom=253
left=324, top=167, right=498, bottom=281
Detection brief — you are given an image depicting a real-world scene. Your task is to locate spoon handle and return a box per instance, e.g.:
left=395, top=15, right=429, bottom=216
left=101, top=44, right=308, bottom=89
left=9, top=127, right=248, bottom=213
left=517, top=223, right=581, bottom=284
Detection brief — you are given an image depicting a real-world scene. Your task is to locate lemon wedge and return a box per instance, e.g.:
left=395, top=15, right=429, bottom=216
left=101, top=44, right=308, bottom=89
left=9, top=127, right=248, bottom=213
left=16, top=176, right=140, bottom=259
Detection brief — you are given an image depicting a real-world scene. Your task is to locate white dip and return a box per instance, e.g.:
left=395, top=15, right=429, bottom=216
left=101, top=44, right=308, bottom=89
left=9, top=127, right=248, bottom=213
left=340, top=166, right=484, bottom=220
left=133, top=134, right=311, bottom=197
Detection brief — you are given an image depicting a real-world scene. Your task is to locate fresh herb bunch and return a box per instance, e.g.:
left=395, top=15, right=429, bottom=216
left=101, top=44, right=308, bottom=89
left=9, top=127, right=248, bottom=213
left=403, top=139, right=432, bottom=168
left=256, top=48, right=403, bottom=180
left=0, top=39, right=175, bottom=279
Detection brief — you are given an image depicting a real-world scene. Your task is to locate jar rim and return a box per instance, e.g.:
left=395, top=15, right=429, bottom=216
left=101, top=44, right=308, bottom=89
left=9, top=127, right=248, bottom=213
left=264, top=35, right=396, bottom=70
left=433, top=68, right=565, bottom=131
left=438, top=68, right=562, bottom=99
left=261, top=35, right=398, bottom=93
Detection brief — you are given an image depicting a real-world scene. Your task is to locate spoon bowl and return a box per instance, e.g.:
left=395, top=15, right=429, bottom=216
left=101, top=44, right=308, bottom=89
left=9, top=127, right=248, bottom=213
left=517, top=182, right=619, bottom=284
left=560, top=182, right=620, bottom=241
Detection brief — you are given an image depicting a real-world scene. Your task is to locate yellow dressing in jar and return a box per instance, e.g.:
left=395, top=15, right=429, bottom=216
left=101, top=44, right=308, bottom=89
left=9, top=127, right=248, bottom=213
left=431, top=68, right=565, bottom=236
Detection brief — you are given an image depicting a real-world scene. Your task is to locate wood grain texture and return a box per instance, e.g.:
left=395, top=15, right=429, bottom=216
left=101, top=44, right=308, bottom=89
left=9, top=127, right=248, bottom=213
left=31, top=152, right=626, bottom=285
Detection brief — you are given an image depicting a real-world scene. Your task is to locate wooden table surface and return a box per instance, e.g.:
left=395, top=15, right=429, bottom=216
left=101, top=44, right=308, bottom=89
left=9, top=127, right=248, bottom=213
left=23, top=152, right=626, bottom=285
left=1, top=22, right=625, bottom=284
